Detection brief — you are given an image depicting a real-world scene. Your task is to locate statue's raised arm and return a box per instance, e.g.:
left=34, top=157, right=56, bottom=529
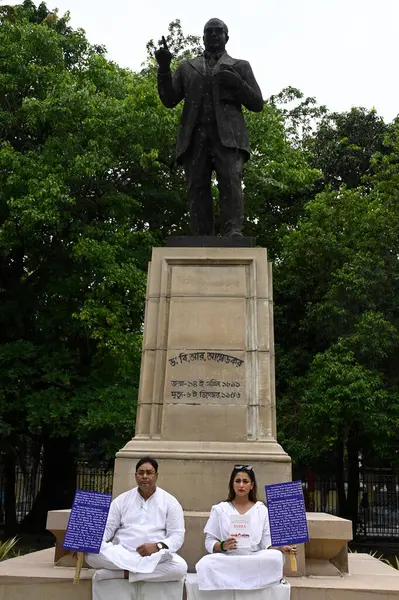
left=156, top=36, right=185, bottom=109
left=155, top=36, right=172, bottom=73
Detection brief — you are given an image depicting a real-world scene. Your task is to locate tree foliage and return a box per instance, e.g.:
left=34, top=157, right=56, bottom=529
left=0, top=0, right=159, bottom=529
left=274, top=123, right=399, bottom=523
left=305, top=107, right=390, bottom=190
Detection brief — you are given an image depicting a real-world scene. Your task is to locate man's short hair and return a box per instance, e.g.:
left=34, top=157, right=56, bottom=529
left=203, top=18, right=228, bottom=36
left=135, top=456, right=158, bottom=472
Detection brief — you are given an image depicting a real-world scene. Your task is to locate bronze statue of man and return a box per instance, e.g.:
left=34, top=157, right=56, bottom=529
left=155, top=18, right=263, bottom=237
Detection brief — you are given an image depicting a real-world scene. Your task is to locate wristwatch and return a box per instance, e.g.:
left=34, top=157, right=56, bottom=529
left=156, top=542, right=164, bottom=551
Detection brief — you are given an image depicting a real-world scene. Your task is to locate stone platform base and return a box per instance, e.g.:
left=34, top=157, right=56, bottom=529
left=0, top=548, right=92, bottom=599
left=288, top=553, right=399, bottom=599
left=1, top=549, right=399, bottom=600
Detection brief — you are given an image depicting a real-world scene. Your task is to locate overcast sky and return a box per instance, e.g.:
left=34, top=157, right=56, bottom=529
left=11, top=0, right=399, bottom=121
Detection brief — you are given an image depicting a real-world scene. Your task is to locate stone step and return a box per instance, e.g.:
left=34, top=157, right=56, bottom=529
left=0, top=550, right=398, bottom=600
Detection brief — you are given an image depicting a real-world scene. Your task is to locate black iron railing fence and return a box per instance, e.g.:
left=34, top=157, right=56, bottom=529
left=301, top=473, right=399, bottom=537
left=0, top=466, right=398, bottom=538
left=76, top=466, right=114, bottom=495
left=0, top=464, right=113, bottom=527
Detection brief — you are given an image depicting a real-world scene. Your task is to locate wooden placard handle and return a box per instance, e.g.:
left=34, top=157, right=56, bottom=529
left=289, top=550, right=297, bottom=572
left=74, top=551, right=84, bottom=584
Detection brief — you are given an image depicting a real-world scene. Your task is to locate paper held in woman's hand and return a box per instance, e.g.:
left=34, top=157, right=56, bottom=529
left=229, top=515, right=251, bottom=548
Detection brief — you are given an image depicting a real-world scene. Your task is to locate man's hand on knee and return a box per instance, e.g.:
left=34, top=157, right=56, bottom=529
left=136, top=543, right=159, bottom=557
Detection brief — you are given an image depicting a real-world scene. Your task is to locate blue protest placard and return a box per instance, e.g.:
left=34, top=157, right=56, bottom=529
left=62, top=490, right=112, bottom=554
left=265, top=480, right=309, bottom=546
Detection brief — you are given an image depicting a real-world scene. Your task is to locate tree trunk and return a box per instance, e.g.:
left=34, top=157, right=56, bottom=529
left=4, top=451, right=17, bottom=537
left=20, top=436, right=77, bottom=533
left=335, top=441, right=347, bottom=517
left=346, top=429, right=360, bottom=537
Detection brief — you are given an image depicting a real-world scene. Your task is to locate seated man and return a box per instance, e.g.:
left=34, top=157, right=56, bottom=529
left=86, top=456, right=187, bottom=599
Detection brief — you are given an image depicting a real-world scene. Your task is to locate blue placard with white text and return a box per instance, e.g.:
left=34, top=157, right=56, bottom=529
left=62, top=490, right=112, bottom=554
left=265, top=481, right=309, bottom=546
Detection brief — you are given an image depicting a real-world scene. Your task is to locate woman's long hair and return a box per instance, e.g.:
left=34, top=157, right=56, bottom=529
left=226, top=465, right=258, bottom=503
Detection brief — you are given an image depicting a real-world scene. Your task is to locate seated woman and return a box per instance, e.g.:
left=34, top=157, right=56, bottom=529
left=196, top=465, right=296, bottom=590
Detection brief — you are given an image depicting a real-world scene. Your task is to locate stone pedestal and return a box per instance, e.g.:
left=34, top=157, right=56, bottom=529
left=113, top=247, right=291, bottom=568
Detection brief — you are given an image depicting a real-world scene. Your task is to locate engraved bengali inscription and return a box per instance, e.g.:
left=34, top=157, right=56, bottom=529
left=169, top=351, right=244, bottom=368
left=166, top=351, right=245, bottom=404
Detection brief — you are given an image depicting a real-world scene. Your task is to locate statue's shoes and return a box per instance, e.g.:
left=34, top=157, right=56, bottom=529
left=225, top=230, right=244, bottom=237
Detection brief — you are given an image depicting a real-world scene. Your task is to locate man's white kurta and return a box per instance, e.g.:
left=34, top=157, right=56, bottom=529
left=105, top=486, right=184, bottom=552
left=90, top=486, right=185, bottom=574
left=196, top=501, right=283, bottom=590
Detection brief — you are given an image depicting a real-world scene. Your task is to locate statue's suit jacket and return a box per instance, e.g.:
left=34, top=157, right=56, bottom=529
left=157, top=53, right=264, bottom=163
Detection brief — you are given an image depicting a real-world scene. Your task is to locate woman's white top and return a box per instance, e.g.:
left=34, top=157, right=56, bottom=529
left=204, top=501, right=272, bottom=554
left=196, top=501, right=283, bottom=590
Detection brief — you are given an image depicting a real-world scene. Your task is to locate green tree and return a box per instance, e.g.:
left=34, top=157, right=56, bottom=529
left=268, top=86, right=327, bottom=146
left=0, top=0, right=158, bottom=531
left=244, top=100, right=320, bottom=255
left=305, top=107, right=390, bottom=190
left=274, top=129, right=399, bottom=527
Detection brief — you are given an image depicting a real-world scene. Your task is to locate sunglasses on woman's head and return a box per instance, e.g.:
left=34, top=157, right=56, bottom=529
left=234, top=464, right=253, bottom=472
